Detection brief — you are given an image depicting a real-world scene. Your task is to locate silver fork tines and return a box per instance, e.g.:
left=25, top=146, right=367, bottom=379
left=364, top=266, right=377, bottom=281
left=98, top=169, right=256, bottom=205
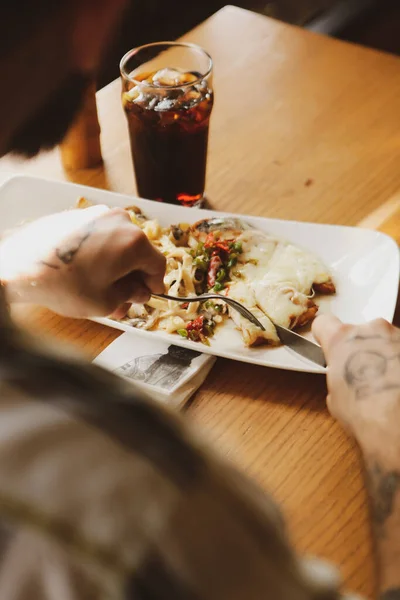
left=152, top=293, right=266, bottom=331
left=152, top=293, right=327, bottom=367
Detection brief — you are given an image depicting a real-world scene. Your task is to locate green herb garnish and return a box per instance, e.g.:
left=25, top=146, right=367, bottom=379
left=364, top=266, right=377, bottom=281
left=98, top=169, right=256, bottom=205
left=231, top=241, right=243, bottom=254
left=216, top=268, right=226, bottom=282
left=193, top=257, right=208, bottom=270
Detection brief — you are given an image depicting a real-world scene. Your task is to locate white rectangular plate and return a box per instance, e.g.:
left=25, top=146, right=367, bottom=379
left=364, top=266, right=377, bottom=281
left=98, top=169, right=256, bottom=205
left=0, top=175, right=398, bottom=374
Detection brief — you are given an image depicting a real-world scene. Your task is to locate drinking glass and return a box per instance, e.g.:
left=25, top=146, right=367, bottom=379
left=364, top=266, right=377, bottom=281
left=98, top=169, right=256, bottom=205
left=120, top=42, right=214, bottom=207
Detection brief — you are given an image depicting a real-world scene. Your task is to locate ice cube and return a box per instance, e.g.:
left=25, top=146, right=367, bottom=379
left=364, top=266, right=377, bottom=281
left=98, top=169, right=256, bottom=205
left=180, top=72, right=198, bottom=85
left=152, top=68, right=184, bottom=87
left=154, top=97, right=177, bottom=112
left=195, top=79, right=208, bottom=92
left=147, top=97, right=158, bottom=110
left=181, top=89, right=201, bottom=108
left=123, top=87, right=140, bottom=103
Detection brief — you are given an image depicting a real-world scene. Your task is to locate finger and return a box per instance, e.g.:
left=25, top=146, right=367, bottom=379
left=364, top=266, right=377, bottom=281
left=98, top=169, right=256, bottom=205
left=142, top=267, right=165, bottom=295
left=124, top=236, right=166, bottom=293
left=133, top=238, right=166, bottom=290
left=326, top=393, right=333, bottom=414
left=312, top=315, right=344, bottom=353
left=109, top=227, right=166, bottom=293
left=113, top=272, right=151, bottom=306
left=130, top=283, right=151, bottom=304
left=326, top=394, right=342, bottom=425
left=110, top=303, right=131, bottom=320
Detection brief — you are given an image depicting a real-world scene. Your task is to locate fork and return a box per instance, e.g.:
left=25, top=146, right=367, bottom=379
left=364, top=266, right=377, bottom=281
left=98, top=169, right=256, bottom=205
left=152, top=292, right=327, bottom=367
left=152, top=292, right=266, bottom=330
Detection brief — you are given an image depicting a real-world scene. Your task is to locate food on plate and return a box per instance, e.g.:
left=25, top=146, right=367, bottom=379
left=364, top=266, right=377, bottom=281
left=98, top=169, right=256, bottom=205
left=227, top=281, right=280, bottom=347
left=76, top=198, right=335, bottom=347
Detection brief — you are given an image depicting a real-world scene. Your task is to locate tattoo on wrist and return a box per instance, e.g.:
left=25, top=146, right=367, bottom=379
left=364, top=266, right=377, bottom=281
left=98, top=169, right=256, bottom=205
left=367, top=461, right=400, bottom=536
left=344, top=345, right=400, bottom=399
left=40, top=221, right=95, bottom=271
left=55, top=220, right=95, bottom=265
left=380, top=589, right=400, bottom=600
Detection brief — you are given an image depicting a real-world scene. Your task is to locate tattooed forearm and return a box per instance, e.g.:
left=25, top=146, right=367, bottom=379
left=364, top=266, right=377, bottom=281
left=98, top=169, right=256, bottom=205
left=380, top=589, right=400, bottom=600
left=344, top=350, right=400, bottom=399
left=55, top=220, right=95, bottom=266
left=366, top=461, right=400, bottom=536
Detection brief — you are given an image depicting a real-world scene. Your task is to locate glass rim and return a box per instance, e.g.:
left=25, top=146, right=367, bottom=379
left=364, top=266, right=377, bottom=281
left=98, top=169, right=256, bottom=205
left=119, top=41, right=213, bottom=90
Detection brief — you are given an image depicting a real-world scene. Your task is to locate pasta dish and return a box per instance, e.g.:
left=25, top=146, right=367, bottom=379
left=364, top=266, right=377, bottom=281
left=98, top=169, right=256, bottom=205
left=77, top=198, right=336, bottom=347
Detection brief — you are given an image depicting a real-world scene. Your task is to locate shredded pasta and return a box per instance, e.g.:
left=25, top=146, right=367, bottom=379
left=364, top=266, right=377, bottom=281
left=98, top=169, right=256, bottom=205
left=75, top=198, right=336, bottom=347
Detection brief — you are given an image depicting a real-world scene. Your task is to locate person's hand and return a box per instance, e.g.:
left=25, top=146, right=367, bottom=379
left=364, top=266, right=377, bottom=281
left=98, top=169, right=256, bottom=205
left=0, top=205, right=166, bottom=318
left=313, top=315, right=400, bottom=446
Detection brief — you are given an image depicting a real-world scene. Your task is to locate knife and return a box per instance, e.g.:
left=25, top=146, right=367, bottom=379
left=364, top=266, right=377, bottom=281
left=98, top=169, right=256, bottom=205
left=153, top=293, right=326, bottom=368
left=274, top=323, right=326, bottom=368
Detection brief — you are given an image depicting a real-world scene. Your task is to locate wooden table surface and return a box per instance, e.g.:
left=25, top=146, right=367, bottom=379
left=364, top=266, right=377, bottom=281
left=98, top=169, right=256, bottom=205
left=2, top=6, right=400, bottom=597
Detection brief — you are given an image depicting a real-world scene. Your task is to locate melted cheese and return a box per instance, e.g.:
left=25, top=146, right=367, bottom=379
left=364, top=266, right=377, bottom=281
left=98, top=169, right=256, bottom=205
left=262, top=243, right=331, bottom=294
left=228, top=281, right=279, bottom=346
left=230, top=228, right=332, bottom=331
left=237, top=230, right=278, bottom=282
left=252, top=282, right=310, bottom=329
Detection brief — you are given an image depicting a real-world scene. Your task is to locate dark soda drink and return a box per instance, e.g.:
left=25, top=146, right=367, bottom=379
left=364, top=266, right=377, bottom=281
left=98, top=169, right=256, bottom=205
left=120, top=44, right=214, bottom=207
left=122, top=68, right=213, bottom=207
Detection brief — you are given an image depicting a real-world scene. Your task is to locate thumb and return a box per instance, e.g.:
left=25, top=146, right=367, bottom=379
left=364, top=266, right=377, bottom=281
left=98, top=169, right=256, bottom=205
left=312, top=314, right=344, bottom=355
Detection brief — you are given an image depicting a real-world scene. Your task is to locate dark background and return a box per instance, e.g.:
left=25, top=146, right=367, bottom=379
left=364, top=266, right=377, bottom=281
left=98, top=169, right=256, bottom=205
left=98, top=0, right=400, bottom=89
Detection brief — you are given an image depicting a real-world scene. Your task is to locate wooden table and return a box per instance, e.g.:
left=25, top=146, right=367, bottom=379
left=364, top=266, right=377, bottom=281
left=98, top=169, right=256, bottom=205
left=2, top=6, right=400, bottom=597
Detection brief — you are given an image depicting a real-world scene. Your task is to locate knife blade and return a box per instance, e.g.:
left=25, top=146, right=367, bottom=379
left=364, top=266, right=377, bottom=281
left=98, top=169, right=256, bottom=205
left=274, top=323, right=326, bottom=368
left=153, top=293, right=326, bottom=368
